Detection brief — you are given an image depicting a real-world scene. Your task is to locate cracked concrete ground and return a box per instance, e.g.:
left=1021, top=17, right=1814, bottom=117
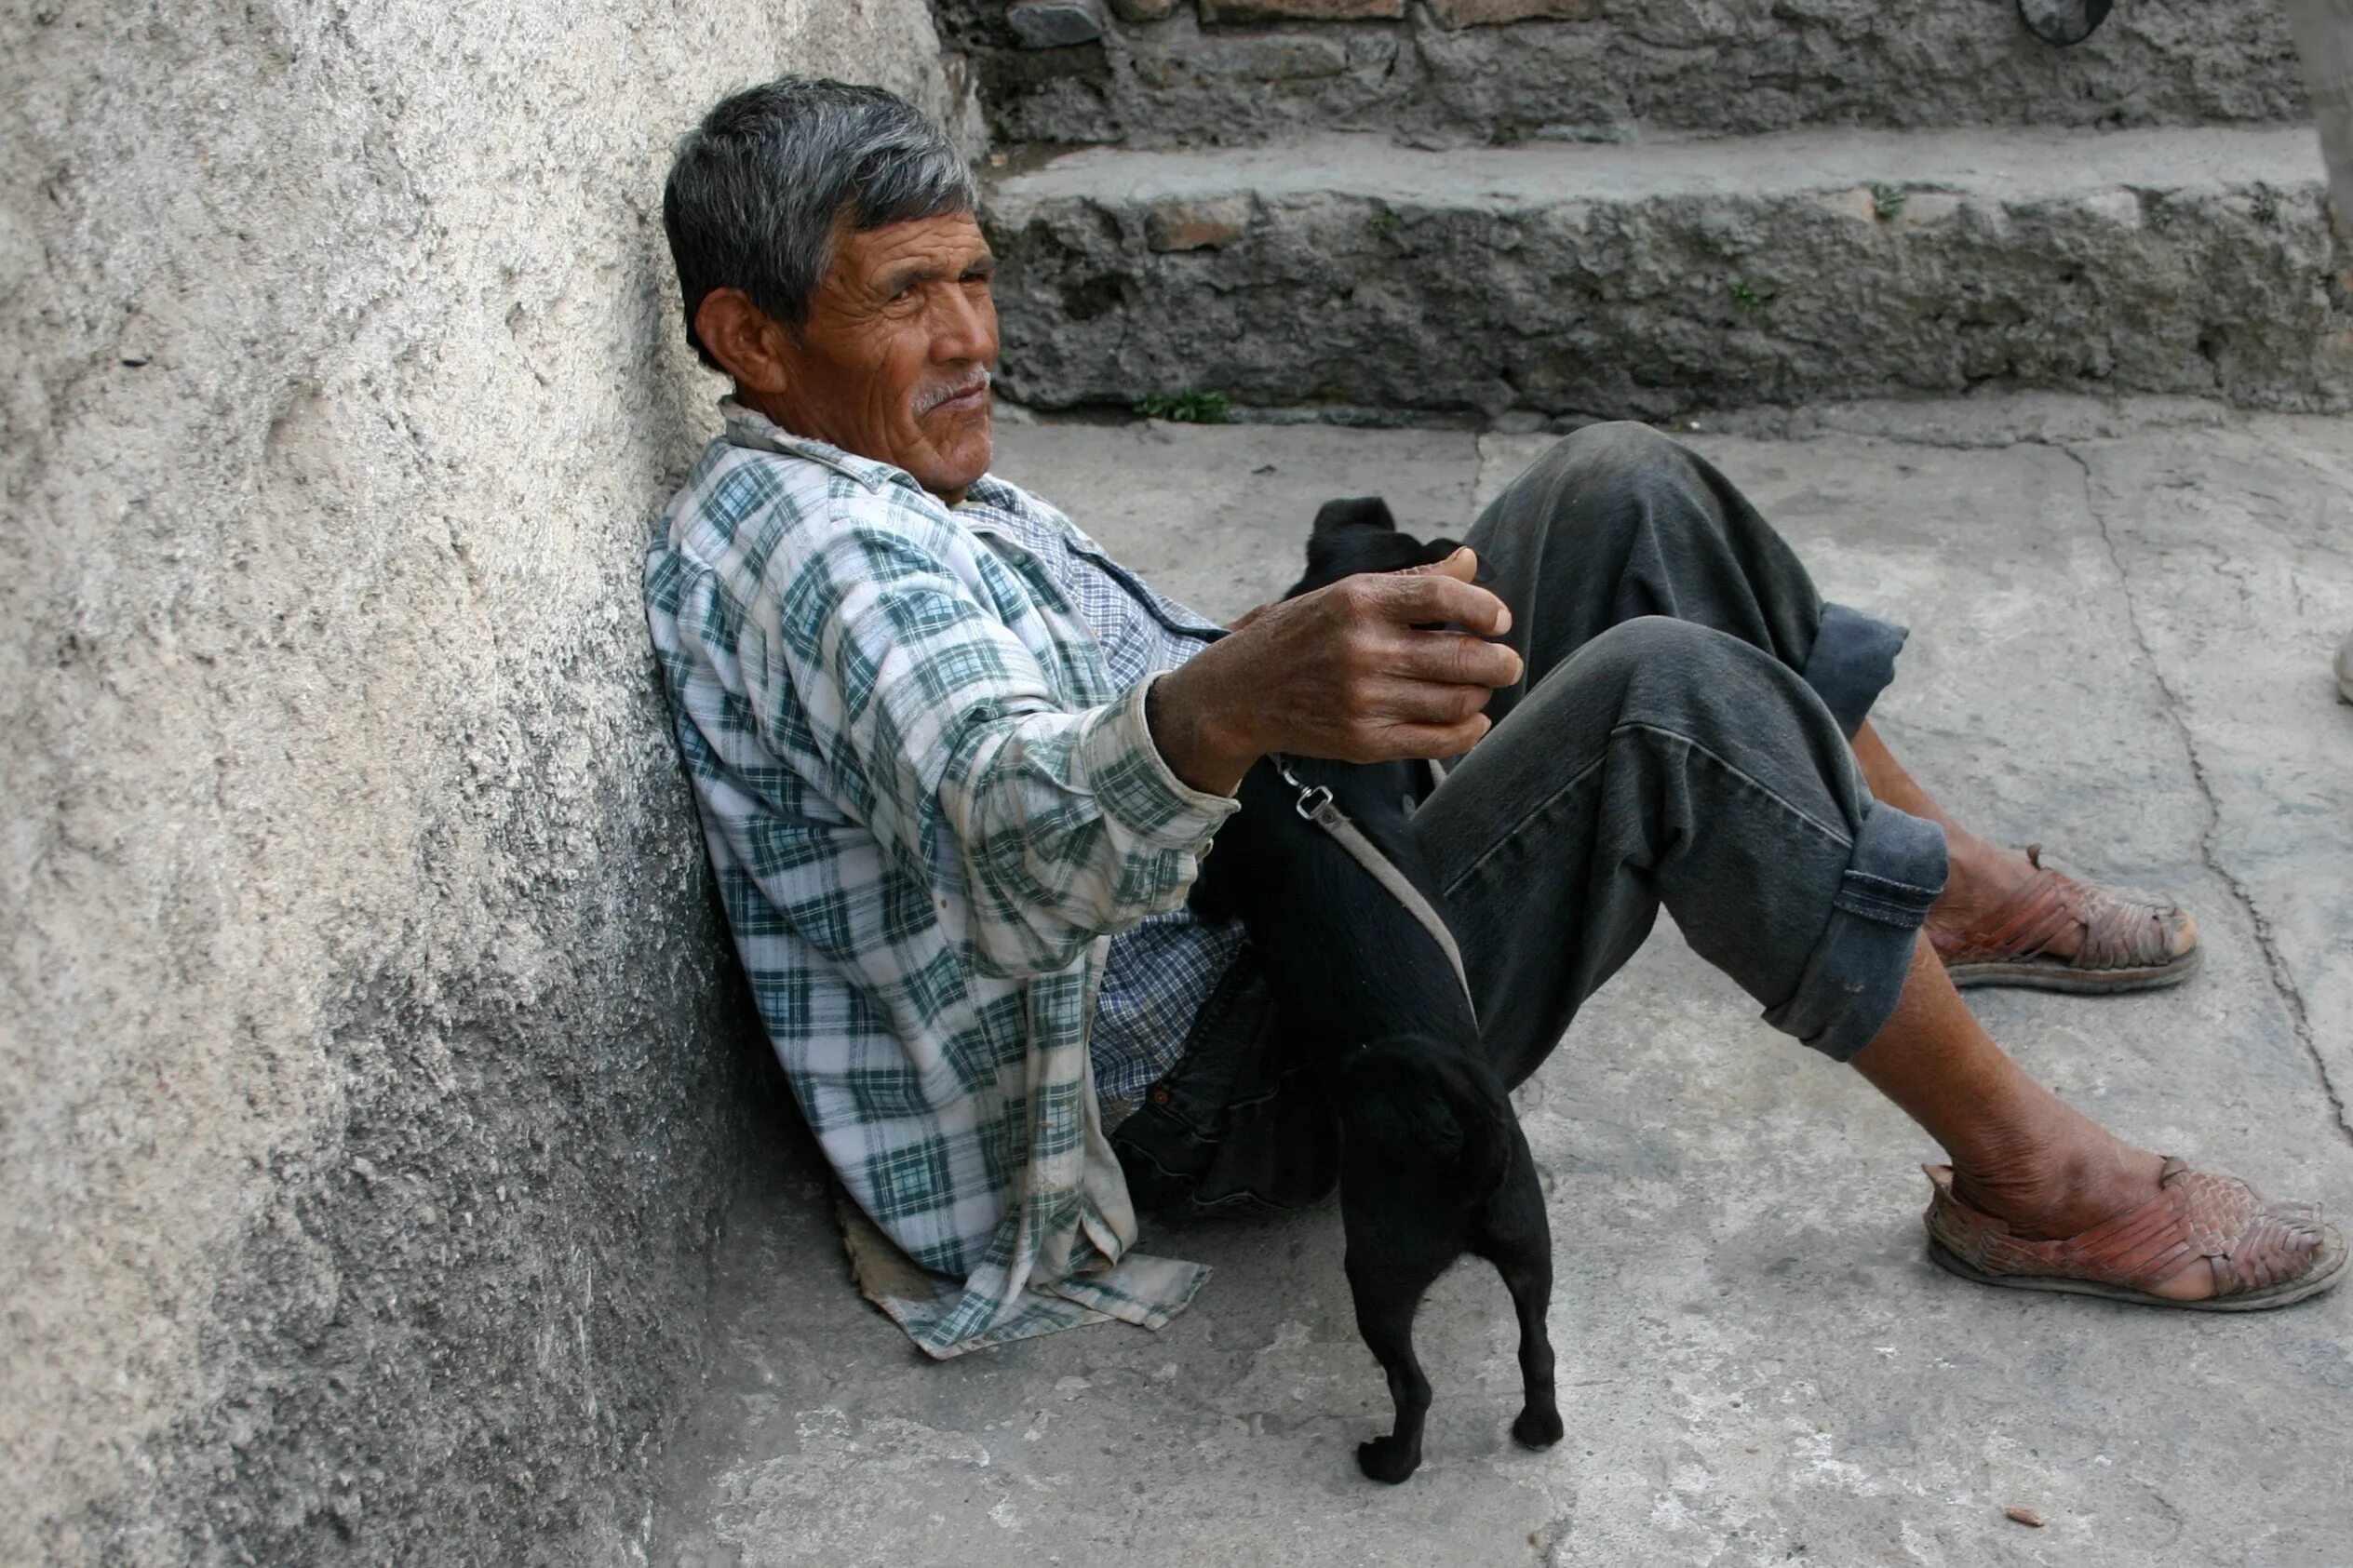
left=650, top=397, right=2353, bottom=1568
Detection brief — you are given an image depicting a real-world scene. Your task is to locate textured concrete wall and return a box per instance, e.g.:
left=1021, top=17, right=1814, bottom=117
left=0, top=5, right=972, bottom=1565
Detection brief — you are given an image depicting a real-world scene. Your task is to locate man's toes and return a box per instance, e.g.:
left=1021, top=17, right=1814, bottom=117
left=2140, top=1201, right=2322, bottom=1302
left=2219, top=1207, right=2330, bottom=1293
left=2168, top=907, right=2198, bottom=961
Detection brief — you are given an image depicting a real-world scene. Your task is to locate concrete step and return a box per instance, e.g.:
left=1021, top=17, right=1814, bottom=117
left=984, top=125, right=2352, bottom=422
left=952, top=0, right=2306, bottom=151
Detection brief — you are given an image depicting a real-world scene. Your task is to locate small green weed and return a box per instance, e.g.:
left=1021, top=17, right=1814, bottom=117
left=1729, top=278, right=1763, bottom=313
left=1135, top=389, right=1233, bottom=423
left=1871, top=182, right=1908, bottom=221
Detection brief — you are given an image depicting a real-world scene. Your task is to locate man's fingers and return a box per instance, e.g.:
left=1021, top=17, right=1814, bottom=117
left=1376, top=562, right=1514, bottom=637
left=1383, top=628, right=1525, bottom=690
left=1356, top=667, right=1499, bottom=730
left=1401, top=545, right=1480, bottom=582
left=1370, top=714, right=1492, bottom=762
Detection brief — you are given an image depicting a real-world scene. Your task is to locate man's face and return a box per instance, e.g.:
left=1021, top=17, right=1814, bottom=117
left=760, top=212, right=999, bottom=501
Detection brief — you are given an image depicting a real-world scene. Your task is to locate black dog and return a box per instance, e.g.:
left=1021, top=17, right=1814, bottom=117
left=1189, top=497, right=1561, bottom=1484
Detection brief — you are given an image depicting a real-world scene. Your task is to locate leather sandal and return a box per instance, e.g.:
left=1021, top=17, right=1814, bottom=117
left=1923, top=1159, right=2346, bottom=1311
left=1931, top=845, right=2200, bottom=994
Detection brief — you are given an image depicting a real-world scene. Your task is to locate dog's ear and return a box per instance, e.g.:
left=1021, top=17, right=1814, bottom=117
left=1311, top=497, right=1397, bottom=536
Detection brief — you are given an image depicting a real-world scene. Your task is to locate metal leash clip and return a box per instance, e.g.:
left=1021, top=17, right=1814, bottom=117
left=1271, top=755, right=1333, bottom=822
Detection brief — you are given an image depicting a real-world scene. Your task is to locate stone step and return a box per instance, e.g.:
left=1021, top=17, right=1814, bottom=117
left=951, top=0, right=2306, bottom=151
left=984, top=125, right=2352, bottom=422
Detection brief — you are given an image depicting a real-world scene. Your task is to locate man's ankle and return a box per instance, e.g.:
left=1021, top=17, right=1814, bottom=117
left=1928, top=834, right=2029, bottom=923
left=1949, top=1127, right=2165, bottom=1240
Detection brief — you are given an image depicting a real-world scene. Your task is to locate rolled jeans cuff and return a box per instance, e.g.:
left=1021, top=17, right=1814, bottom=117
left=1763, top=799, right=1950, bottom=1063
left=1802, top=602, right=1910, bottom=739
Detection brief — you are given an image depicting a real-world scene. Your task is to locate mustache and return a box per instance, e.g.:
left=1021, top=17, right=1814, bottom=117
left=914, top=369, right=993, bottom=416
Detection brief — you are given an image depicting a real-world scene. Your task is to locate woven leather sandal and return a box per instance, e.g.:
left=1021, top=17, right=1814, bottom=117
left=1923, top=1159, right=2346, bottom=1311
left=1931, top=845, right=2199, bottom=994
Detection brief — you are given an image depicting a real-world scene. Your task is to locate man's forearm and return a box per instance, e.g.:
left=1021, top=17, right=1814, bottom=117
left=1146, top=654, right=1260, bottom=797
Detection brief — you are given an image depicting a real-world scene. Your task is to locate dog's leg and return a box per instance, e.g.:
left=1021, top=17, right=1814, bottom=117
left=1499, top=1251, right=1563, bottom=1449
left=1345, top=1255, right=1441, bottom=1484
left=1477, top=1159, right=1563, bottom=1450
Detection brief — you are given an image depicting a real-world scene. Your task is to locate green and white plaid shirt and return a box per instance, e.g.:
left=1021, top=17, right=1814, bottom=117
left=644, top=402, right=1233, bottom=1357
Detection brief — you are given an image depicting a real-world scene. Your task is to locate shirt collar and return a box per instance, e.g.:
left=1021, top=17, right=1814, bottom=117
left=717, top=398, right=1038, bottom=535
left=958, top=473, right=1029, bottom=516
left=719, top=398, right=915, bottom=495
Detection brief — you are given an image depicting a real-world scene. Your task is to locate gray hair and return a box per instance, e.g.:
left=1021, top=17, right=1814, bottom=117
left=662, top=77, right=977, bottom=369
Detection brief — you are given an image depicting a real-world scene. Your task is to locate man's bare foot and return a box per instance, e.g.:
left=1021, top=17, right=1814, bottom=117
left=1853, top=929, right=2319, bottom=1308
left=1926, top=831, right=2197, bottom=970
left=1931, top=834, right=2074, bottom=955
left=1944, top=1107, right=2322, bottom=1303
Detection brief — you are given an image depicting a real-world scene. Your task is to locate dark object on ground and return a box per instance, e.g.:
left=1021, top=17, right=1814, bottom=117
left=1188, top=498, right=1561, bottom=1484
left=2018, top=0, right=2112, bottom=47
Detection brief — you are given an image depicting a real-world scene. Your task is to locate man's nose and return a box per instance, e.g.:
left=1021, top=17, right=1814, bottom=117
left=931, top=286, right=998, bottom=365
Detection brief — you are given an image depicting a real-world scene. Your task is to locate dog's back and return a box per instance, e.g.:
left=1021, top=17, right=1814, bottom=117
left=1190, top=752, right=1468, bottom=1046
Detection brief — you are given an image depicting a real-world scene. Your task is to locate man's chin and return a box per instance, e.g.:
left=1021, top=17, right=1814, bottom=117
left=925, top=405, right=992, bottom=468
left=908, top=413, right=993, bottom=500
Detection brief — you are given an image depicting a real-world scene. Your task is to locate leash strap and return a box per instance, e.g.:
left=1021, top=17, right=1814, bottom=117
left=1273, top=757, right=1478, bottom=1027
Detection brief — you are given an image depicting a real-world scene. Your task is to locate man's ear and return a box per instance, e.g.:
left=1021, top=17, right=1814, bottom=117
left=692, top=288, right=795, bottom=395
left=1311, top=496, right=1397, bottom=535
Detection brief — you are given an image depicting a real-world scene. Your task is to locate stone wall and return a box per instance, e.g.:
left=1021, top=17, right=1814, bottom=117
left=948, top=0, right=2305, bottom=148
left=0, top=5, right=974, bottom=1564
left=985, top=127, right=2349, bottom=422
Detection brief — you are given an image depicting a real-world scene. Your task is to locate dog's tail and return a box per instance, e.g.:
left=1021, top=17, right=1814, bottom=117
left=1330, top=1036, right=1516, bottom=1202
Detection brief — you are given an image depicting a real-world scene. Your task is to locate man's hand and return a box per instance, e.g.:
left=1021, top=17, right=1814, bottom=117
left=1149, top=548, right=1525, bottom=797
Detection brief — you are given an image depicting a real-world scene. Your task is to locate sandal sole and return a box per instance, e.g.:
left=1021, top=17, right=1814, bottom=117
left=1927, top=1221, right=2347, bottom=1311
left=1944, top=944, right=2202, bottom=996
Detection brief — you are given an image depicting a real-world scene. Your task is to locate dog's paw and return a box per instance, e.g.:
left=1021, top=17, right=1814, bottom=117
left=1356, top=1435, right=1422, bottom=1485
left=1512, top=1402, right=1565, bottom=1450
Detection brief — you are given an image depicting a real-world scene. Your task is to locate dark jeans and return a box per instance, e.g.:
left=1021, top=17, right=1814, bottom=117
left=1111, top=422, right=1953, bottom=1216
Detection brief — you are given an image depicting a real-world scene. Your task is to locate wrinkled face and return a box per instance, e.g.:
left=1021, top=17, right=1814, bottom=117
left=744, top=212, right=999, bottom=502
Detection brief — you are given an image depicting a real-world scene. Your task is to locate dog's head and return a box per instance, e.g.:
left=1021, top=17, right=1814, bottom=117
left=1285, top=496, right=1464, bottom=600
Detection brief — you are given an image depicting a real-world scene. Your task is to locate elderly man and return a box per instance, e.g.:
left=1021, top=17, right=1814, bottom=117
left=644, top=77, right=2342, bottom=1358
